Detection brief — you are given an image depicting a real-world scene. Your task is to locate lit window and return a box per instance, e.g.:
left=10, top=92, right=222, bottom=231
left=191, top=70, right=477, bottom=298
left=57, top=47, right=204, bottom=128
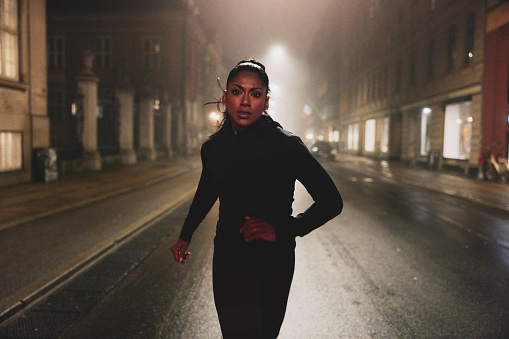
left=381, top=117, right=389, bottom=153
left=0, top=131, right=22, bottom=172
left=348, top=123, right=359, bottom=151
left=364, top=119, right=376, bottom=152
left=443, top=101, right=472, bottom=159
left=419, top=108, right=431, bottom=156
left=0, top=0, right=18, bottom=80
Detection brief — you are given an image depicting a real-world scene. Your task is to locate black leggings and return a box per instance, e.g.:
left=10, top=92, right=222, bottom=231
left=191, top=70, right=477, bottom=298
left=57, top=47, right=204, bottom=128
left=212, top=251, right=295, bottom=339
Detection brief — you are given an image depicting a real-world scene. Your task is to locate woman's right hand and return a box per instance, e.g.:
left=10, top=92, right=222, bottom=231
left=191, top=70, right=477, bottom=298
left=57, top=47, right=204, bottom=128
left=170, top=239, right=191, bottom=265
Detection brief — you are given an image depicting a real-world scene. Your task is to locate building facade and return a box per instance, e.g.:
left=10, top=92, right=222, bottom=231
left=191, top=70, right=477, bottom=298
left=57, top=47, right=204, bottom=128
left=0, top=1, right=49, bottom=187
left=329, top=0, right=489, bottom=174
left=46, top=0, right=223, bottom=172
left=484, top=0, right=509, bottom=162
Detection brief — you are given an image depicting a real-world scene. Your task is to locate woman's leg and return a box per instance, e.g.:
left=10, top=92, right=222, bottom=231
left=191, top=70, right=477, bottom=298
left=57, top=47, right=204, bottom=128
left=213, top=252, right=261, bottom=339
left=259, top=252, right=295, bottom=338
left=213, top=251, right=295, bottom=339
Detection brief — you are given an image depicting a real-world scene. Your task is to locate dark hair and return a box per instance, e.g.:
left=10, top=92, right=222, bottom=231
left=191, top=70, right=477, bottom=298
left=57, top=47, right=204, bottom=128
left=226, top=59, right=270, bottom=96
left=208, top=59, right=270, bottom=138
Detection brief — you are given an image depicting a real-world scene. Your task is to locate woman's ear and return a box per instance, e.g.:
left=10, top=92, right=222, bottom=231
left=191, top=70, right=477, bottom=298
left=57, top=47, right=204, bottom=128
left=264, top=96, right=270, bottom=111
left=221, top=90, right=227, bottom=106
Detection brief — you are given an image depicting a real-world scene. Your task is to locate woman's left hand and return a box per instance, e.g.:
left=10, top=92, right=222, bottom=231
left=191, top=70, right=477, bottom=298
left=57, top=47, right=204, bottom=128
left=240, top=216, right=276, bottom=243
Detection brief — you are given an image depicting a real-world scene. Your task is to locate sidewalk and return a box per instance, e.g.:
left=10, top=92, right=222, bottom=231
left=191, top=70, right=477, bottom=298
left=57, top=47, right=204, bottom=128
left=0, top=156, right=201, bottom=231
left=1, top=154, right=508, bottom=233
left=335, top=154, right=509, bottom=213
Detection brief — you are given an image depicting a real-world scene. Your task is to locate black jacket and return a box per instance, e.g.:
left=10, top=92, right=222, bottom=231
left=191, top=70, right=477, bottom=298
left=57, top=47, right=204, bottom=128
left=179, top=115, right=343, bottom=256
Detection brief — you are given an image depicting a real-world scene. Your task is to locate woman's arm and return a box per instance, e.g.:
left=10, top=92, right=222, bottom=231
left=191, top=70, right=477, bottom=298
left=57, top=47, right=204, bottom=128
left=171, top=146, right=218, bottom=264
left=178, top=167, right=219, bottom=242
left=282, top=137, right=343, bottom=237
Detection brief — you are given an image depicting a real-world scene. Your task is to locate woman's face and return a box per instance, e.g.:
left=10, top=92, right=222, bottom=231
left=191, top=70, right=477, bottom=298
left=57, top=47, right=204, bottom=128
left=222, top=71, right=269, bottom=131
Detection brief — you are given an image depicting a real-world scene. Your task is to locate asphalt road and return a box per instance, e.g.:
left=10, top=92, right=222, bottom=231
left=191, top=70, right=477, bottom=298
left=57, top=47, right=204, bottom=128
left=1, top=161, right=508, bottom=338
left=60, top=162, right=509, bottom=338
left=0, top=164, right=200, bottom=316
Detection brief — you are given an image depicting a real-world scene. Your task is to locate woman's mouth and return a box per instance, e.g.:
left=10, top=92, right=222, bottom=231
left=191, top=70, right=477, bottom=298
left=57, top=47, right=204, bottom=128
left=237, top=111, right=251, bottom=119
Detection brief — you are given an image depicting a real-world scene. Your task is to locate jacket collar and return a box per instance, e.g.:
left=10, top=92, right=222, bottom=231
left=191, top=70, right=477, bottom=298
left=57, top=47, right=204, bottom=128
left=225, top=114, right=280, bottom=137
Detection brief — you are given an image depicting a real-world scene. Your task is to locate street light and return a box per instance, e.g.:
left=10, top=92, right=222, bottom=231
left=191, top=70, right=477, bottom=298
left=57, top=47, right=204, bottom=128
left=270, top=44, right=286, bottom=58
left=209, top=112, right=221, bottom=128
left=263, top=43, right=307, bottom=135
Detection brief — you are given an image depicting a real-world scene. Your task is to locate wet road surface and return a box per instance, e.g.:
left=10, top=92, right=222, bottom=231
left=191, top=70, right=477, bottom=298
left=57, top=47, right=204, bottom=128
left=1, top=161, right=508, bottom=338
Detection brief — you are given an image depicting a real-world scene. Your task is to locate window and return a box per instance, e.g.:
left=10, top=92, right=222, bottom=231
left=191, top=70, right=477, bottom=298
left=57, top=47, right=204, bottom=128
left=95, top=37, right=112, bottom=69
left=381, top=117, right=389, bottom=153
left=443, top=101, right=472, bottom=159
left=419, top=107, right=431, bottom=156
left=142, top=38, right=161, bottom=70
left=48, top=88, right=65, bottom=120
left=0, top=131, right=22, bottom=172
left=447, top=25, right=456, bottom=72
left=365, top=119, right=376, bottom=152
left=409, top=53, right=416, bottom=87
left=0, top=0, right=18, bottom=80
left=465, top=14, right=475, bottom=65
left=427, top=39, right=434, bottom=79
left=347, top=123, right=359, bottom=151
left=48, top=35, right=65, bottom=69
left=329, top=128, right=339, bottom=143
left=395, top=61, right=402, bottom=93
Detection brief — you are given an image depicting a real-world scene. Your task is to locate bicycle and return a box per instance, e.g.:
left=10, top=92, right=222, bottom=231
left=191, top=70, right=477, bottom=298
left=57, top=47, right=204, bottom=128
left=484, top=148, right=509, bottom=183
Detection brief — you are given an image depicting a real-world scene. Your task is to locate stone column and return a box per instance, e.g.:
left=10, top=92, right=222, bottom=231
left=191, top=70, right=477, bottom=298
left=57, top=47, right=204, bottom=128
left=138, top=96, right=157, bottom=160
left=116, top=88, right=136, bottom=164
left=161, top=102, right=173, bottom=158
left=76, top=49, right=101, bottom=170
left=76, top=76, right=101, bottom=170
left=173, top=106, right=183, bottom=155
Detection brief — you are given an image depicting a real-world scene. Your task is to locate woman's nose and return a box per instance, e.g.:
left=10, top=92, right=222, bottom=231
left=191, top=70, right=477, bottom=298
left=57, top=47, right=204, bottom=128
left=241, top=93, right=250, bottom=105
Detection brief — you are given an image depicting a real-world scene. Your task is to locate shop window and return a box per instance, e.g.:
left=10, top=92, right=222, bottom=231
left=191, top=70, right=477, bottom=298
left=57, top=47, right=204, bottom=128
left=0, top=0, right=18, bottom=80
left=0, top=131, right=22, bottom=172
left=419, top=107, right=431, bottom=156
left=443, top=101, right=472, bottom=159
left=381, top=117, right=389, bottom=153
left=347, top=123, right=359, bottom=151
left=365, top=119, right=376, bottom=152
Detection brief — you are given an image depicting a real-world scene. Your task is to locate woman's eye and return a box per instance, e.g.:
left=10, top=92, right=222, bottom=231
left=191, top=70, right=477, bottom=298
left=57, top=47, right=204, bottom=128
left=231, top=89, right=241, bottom=95
left=252, top=92, right=261, bottom=98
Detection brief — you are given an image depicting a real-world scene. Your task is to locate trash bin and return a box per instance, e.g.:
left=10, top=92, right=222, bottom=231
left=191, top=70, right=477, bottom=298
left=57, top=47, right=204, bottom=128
left=33, top=148, right=59, bottom=182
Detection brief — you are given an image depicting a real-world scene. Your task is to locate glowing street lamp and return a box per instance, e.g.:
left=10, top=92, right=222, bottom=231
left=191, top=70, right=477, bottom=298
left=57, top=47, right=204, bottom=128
left=209, top=111, right=221, bottom=122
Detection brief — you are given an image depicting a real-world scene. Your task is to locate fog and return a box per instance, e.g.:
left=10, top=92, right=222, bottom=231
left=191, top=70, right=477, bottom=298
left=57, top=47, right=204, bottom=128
left=194, top=0, right=334, bottom=135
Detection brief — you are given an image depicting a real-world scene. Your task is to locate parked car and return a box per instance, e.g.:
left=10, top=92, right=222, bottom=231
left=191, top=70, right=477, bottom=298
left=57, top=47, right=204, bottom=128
left=310, top=141, right=336, bottom=161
